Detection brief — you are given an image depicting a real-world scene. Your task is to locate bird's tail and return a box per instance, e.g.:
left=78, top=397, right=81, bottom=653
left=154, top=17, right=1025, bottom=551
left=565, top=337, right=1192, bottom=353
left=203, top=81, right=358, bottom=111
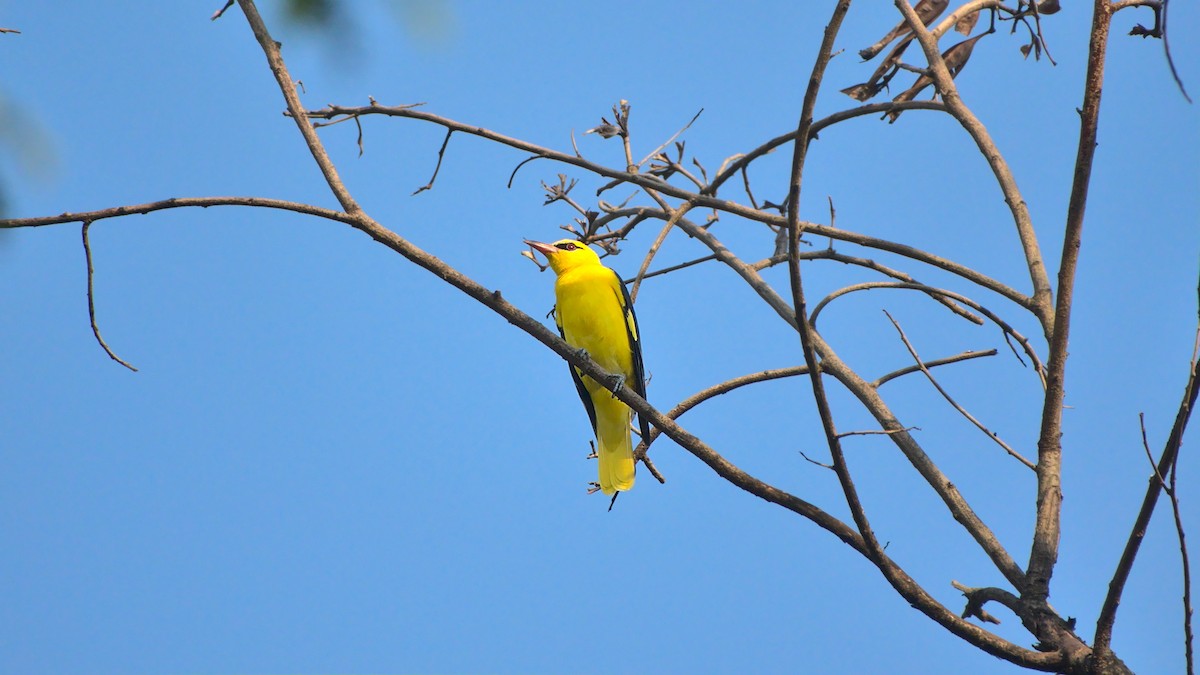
left=595, top=399, right=636, bottom=495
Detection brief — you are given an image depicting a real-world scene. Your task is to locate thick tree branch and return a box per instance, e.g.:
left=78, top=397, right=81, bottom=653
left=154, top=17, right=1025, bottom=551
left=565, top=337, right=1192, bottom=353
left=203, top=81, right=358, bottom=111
left=1027, top=0, right=1113, bottom=621
left=236, top=0, right=361, bottom=214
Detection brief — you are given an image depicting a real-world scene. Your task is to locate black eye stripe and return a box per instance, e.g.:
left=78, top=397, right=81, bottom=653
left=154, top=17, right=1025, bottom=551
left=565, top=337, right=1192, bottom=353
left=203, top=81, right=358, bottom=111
left=555, top=242, right=578, bottom=251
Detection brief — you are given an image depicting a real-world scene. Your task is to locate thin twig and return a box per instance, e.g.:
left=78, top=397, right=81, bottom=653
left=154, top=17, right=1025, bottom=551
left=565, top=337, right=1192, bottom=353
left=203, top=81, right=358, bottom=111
left=507, top=155, right=545, bottom=188
left=210, top=0, right=235, bottom=20
left=625, top=254, right=717, bottom=283
left=809, top=281, right=1045, bottom=385
left=81, top=221, right=137, bottom=372
left=836, top=426, right=918, bottom=439
left=1, top=196, right=354, bottom=230
left=1095, top=301, right=1200, bottom=657
left=884, top=310, right=1035, bottom=469
left=640, top=453, right=666, bottom=484
left=1171, top=449, right=1196, bottom=675
left=1159, top=0, right=1192, bottom=103
left=786, top=0, right=883, bottom=564
left=630, top=203, right=692, bottom=302
left=636, top=108, right=704, bottom=169
left=796, top=249, right=982, bottom=324
left=1115, top=0, right=1192, bottom=102
left=413, top=129, right=453, bottom=195
left=873, top=349, right=996, bottom=387
left=800, top=450, right=835, bottom=470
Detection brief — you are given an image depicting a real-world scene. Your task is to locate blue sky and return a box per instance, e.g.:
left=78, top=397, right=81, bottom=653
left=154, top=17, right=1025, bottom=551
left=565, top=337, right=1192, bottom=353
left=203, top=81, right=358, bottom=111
left=2, top=2, right=1198, bottom=673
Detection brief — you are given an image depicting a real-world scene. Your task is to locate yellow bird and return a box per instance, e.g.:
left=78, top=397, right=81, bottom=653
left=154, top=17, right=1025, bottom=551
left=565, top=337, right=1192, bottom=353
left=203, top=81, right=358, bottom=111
left=525, top=239, right=650, bottom=496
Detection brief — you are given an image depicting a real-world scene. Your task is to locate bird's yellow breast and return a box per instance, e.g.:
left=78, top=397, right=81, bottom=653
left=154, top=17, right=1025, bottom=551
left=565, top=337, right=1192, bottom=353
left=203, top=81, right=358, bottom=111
left=554, top=265, right=635, bottom=380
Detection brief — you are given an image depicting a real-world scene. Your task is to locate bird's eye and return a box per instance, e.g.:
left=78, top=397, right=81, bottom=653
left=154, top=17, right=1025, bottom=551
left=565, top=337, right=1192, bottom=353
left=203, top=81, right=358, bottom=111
left=556, top=242, right=578, bottom=251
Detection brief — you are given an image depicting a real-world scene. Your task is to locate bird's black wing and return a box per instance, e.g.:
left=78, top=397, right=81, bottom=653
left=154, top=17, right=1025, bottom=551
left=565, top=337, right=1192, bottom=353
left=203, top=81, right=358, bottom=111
left=615, top=271, right=652, bottom=443
left=555, top=307, right=598, bottom=435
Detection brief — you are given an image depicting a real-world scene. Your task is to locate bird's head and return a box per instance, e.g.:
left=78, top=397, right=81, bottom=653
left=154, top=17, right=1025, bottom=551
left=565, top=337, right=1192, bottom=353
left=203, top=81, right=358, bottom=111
left=524, top=239, right=602, bottom=275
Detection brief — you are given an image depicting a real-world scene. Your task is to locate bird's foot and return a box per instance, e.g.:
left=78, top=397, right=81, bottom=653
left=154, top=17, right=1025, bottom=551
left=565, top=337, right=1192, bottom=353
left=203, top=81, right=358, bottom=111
left=608, top=373, right=626, bottom=398
left=587, top=482, right=602, bottom=494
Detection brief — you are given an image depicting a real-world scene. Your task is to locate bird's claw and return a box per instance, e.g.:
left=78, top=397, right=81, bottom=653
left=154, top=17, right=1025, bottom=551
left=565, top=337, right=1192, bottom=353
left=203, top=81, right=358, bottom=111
left=608, top=373, right=625, bottom=398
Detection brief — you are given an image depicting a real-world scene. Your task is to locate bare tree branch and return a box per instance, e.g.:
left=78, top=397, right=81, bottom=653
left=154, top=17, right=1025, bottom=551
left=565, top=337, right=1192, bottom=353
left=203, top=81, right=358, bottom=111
left=1024, top=0, right=1113, bottom=629
left=237, top=0, right=360, bottom=214
left=1137, top=409, right=1196, bottom=675
left=752, top=248, right=983, bottom=324
left=81, top=221, right=138, bottom=372
left=884, top=310, right=1035, bottom=470
left=596, top=205, right=1034, bottom=314
left=636, top=108, right=704, bottom=169
left=873, top=349, right=997, bottom=387
left=808, top=281, right=1046, bottom=384
left=1095, top=298, right=1200, bottom=662
left=626, top=254, right=717, bottom=283
left=896, top=0, right=1054, bottom=332
left=413, top=129, right=453, bottom=195
left=952, top=580, right=1018, bottom=625
left=1, top=196, right=353, bottom=230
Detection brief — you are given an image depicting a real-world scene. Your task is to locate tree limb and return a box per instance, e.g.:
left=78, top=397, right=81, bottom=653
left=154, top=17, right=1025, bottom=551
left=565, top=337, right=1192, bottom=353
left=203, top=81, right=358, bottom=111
left=895, top=0, right=1054, bottom=332
left=1026, top=0, right=1113, bottom=624
left=1095, top=297, right=1200, bottom=661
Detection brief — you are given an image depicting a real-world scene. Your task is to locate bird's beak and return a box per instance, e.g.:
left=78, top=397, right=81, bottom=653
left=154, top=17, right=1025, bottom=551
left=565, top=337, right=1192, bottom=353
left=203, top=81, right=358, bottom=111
left=524, top=239, right=557, bottom=257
